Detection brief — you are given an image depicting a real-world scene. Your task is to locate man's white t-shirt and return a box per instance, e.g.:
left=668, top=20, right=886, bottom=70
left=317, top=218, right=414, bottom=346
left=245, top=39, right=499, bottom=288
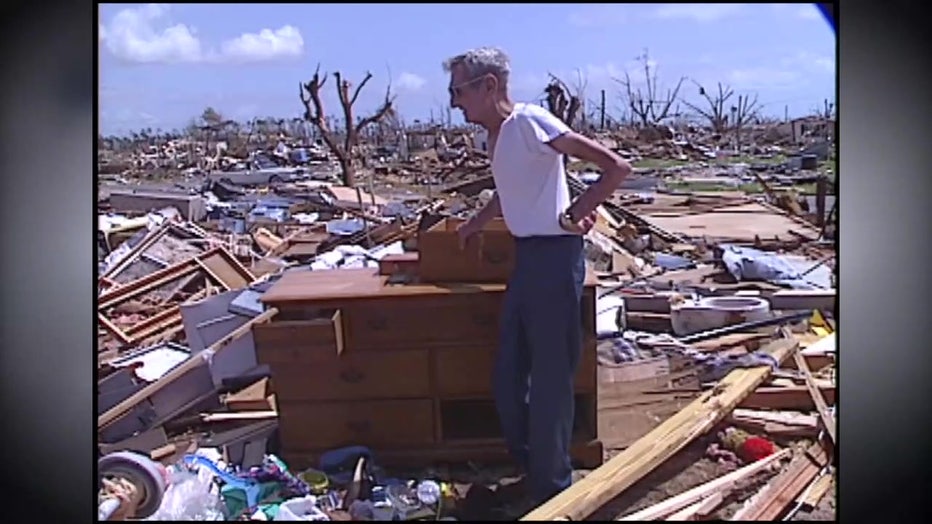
left=491, top=103, right=573, bottom=238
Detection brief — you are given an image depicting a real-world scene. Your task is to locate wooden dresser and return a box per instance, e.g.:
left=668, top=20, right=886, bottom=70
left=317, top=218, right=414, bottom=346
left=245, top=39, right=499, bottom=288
left=253, top=266, right=603, bottom=470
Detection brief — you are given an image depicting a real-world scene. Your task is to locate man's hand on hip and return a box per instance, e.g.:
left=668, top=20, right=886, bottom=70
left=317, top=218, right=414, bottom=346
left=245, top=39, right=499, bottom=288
left=559, top=209, right=597, bottom=235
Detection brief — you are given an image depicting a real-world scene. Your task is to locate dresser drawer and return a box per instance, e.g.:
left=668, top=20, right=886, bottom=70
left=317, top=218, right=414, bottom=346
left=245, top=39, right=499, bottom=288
left=419, top=217, right=515, bottom=284
left=434, top=341, right=597, bottom=397
left=343, top=294, right=502, bottom=351
left=269, top=349, right=431, bottom=401
left=277, top=399, right=435, bottom=450
left=253, top=309, right=344, bottom=357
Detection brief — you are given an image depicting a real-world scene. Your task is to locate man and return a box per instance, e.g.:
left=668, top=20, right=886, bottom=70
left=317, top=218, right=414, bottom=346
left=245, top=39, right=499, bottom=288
left=442, top=47, right=631, bottom=507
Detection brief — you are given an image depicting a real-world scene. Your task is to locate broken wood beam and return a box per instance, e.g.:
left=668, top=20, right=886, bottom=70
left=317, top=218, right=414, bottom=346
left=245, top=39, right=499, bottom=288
left=793, top=350, right=837, bottom=444
left=665, top=492, right=723, bottom=520
left=201, top=410, right=278, bottom=422
left=729, top=441, right=830, bottom=520
left=617, top=448, right=791, bottom=520
left=739, top=385, right=835, bottom=410
left=98, top=307, right=279, bottom=430
left=520, top=337, right=798, bottom=521
left=798, top=471, right=834, bottom=509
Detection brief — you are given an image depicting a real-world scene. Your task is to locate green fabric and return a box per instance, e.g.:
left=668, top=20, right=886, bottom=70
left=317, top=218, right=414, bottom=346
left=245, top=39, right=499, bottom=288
left=221, top=481, right=284, bottom=519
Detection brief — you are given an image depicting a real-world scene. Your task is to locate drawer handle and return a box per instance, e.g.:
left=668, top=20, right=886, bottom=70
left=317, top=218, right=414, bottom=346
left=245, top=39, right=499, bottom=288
left=347, top=420, right=370, bottom=433
left=484, top=251, right=508, bottom=265
left=473, top=313, right=496, bottom=327
left=339, top=368, right=365, bottom=383
left=367, top=315, right=388, bottom=331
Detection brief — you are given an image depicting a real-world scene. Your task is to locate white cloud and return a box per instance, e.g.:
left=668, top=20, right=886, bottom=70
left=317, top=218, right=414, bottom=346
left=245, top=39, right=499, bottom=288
left=396, top=72, right=426, bottom=91
left=99, top=4, right=304, bottom=64
left=220, top=25, right=304, bottom=63
left=651, top=4, right=743, bottom=22
left=99, top=4, right=202, bottom=64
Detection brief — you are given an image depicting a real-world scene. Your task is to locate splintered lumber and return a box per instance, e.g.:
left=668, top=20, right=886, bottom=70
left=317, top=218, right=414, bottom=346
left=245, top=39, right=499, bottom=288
left=798, top=472, right=834, bottom=508
left=730, top=442, right=829, bottom=520
left=739, top=385, right=835, bottom=410
left=201, top=410, right=278, bottom=422
left=98, top=307, right=279, bottom=430
left=728, top=409, right=818, bottom=438
left=617, top=448, right=791, bottom=520
left=793, top=351, right=837, bottom=444
left=521, top=337, right=798, bottom=521
left=666, top=492, right=723, bottom=520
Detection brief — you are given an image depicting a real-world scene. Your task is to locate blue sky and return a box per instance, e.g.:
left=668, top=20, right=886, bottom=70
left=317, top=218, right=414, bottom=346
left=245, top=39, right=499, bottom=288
left=98, top=3, right=836, bottom=136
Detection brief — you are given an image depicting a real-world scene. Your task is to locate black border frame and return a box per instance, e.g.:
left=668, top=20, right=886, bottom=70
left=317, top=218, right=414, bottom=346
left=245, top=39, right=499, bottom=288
left=4, top=1, right=928, bottom=521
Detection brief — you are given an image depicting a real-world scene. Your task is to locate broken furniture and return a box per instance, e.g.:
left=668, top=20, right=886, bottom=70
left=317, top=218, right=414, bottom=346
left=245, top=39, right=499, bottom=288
left=253, top=266, right=602, bottom=470
left=98, top=247, right=256, bottom=348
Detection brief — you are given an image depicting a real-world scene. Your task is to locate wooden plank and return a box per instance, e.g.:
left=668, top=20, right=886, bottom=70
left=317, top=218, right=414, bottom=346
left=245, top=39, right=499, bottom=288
left=728, top=409, right=818, bottom=438
left=101, top=222, right=172, bottom=281
left=198, top=249, right=255, bottom=289
left=730, top=442, right=829, bottom=520
left=617, top=448, right=790, bottom=520
left=799, top=472, right=834, bottom=508
left=793, top=351, right=837, bottom=444
left=739, top=385, right=835, bottom=410
left=520, top=337, right=798, bottom=521
left=201, top=411, right=278, bottom=422
left=666, top=493, right=724, bottom=520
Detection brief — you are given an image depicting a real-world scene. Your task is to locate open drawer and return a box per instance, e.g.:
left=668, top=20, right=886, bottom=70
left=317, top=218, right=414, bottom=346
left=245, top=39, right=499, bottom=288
left=253, top=309, right=345, bottom=360
left=418, top=217, right=515, bottom=283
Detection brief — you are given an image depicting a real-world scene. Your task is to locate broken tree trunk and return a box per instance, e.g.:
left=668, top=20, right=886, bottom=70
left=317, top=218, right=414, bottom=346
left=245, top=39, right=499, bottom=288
left=521, top=336, right=798, bottom=521
left=299, top=64, right=395, bottom=186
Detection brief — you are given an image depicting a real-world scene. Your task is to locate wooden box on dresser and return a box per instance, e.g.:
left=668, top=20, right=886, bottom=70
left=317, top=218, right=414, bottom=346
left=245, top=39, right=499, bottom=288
left=253, top=266, right=603, bottom=471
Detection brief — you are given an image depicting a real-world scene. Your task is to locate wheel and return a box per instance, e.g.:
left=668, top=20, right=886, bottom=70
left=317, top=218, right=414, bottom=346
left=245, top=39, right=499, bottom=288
left=98, top=451, right=168, bottom=519
left=269, top=175, right=283, bottom=185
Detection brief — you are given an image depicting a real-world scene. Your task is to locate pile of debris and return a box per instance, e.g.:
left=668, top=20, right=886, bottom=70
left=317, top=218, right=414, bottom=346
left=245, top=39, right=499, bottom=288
left=97, top=145, right=835, bottom=520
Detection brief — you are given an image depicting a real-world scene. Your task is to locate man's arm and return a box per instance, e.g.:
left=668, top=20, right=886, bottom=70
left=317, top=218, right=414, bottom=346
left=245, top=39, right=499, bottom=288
left=467, top=192, right=502, bottom=229
left=548, top=132, right=631, bottom=220
left=516, top=106, right=631, bottom=222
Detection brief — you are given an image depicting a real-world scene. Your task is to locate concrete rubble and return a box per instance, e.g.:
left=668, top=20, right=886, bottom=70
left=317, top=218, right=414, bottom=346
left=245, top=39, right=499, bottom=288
left=97, top=115, right=836, bottom=521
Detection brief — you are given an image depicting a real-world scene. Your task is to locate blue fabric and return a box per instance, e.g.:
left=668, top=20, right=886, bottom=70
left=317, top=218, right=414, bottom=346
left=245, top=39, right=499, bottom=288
left=493, top=234, right=585, bottom=503
left=720, top=244, right=821, bottom=289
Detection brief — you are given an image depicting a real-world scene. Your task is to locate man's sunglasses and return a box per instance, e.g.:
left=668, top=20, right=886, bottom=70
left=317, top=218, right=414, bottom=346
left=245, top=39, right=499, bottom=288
left=448, top=75, right=491, bottom=99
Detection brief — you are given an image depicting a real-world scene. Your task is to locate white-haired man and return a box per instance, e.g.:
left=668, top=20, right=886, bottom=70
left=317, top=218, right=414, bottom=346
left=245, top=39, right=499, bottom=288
left=443, top=47, right=631, bottom=508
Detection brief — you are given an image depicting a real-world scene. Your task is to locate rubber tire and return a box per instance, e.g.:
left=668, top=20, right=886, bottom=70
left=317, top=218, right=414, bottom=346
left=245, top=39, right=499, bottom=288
left=98, top=451, right=168, bottom=519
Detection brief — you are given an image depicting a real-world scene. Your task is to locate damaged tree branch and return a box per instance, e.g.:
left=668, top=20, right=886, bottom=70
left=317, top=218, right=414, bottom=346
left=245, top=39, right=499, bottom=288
left=300, top=64, right=396, bottom=186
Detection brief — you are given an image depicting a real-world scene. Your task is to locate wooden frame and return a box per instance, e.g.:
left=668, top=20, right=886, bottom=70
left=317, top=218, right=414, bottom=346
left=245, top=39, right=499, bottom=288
left=98, top=247, right=255, bottom=347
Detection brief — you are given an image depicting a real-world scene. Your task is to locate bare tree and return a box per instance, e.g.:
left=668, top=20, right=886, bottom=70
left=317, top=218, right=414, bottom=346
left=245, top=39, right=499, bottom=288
left=613, top=50, right=684, bottom=127
left=681, top=80, right=734, bottom=132
left=572, top=68, right=589, bottom=129
left=544, top=73, right=581, bottom=128
left=732, top=93, right=760, bottom=151
left=299, top=64, right=396, bottom=186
